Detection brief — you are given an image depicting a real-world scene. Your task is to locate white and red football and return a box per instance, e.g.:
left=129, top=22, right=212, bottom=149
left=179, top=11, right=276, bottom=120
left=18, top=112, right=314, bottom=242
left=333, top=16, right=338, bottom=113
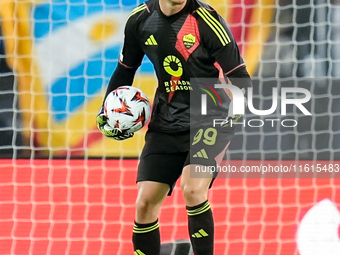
left=104, top=86, right=151, bottom=133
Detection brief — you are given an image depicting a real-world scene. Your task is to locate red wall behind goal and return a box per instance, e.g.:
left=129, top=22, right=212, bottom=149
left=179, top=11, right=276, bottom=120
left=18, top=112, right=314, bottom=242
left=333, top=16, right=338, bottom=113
left=0, top=159, right=339, bottom=255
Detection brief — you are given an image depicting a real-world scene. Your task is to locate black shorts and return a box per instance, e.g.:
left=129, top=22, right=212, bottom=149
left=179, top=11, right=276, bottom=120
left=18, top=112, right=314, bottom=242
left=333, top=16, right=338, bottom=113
left=137, top=126, right=235, bottom=195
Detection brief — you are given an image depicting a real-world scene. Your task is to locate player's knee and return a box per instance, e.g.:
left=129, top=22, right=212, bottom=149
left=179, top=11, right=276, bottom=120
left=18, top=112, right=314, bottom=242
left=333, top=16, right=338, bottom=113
left=181, top=183, right=206, bottom=201
left=135, top=197, right=160, bottom=216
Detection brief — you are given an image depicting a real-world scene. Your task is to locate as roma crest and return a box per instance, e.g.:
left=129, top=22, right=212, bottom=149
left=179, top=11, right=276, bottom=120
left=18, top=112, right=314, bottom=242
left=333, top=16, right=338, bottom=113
left=183, top=34, right=196, bottom=49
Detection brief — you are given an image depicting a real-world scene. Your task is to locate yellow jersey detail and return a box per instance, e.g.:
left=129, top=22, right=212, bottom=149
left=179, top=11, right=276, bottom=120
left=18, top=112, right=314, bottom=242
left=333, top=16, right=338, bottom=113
left=183, top=33, right=196, bottom=49
left=197, top=8, right=231, bottom=46
left=145, top=35, right=158, bottom=45
left=163, top=55, right=183, bottom=77
left=127, top=5, right=146, bottom=21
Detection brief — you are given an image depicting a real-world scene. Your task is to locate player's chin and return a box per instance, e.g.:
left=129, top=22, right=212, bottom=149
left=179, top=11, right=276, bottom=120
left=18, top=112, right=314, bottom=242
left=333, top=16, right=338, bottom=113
left=169, top=0, right=186, bottom=5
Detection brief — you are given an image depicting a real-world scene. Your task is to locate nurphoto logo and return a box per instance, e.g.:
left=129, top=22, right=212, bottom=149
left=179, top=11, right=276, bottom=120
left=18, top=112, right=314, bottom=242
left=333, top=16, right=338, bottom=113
left=201, top=84, right=312, bottom=128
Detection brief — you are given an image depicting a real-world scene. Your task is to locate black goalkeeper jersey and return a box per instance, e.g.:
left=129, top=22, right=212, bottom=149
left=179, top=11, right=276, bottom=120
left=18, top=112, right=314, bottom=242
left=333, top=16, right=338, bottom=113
left=111, top=0, right=249, bottom=133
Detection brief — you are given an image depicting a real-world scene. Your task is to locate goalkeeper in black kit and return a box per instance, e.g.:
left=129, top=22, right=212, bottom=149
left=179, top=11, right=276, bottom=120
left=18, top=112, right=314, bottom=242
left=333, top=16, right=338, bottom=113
left=97, top=0, right=252, bottom=254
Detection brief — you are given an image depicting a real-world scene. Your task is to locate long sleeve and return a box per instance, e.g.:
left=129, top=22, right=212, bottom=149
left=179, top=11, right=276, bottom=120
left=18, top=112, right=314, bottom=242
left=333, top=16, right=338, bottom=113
left=198, top=9, right=252, bottom=90
left=103, top=11, right=145, bottom=103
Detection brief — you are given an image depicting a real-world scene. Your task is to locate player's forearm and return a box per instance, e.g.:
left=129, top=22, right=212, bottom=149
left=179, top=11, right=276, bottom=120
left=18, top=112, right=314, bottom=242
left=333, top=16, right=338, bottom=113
left=103, top=62, right=138, bottom=104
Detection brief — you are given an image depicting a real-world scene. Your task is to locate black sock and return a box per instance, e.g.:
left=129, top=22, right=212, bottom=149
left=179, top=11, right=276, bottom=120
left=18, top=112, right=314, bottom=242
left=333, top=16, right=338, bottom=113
left=132, top=219, right=160, bottom=255
left=186, top=201, right=214, bottom=255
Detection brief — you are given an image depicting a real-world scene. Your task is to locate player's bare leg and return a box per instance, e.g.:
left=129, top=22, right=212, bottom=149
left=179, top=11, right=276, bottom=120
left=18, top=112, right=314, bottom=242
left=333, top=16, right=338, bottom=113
left=133, top=181, right=169, bottom=255
left=181, top=165, right=214, bottom=255
left=181, top=165, right=212, bottom=206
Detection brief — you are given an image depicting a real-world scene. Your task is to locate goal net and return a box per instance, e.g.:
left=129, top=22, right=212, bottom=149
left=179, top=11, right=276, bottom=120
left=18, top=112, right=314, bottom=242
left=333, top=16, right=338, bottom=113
left=0, top=0, right=340, bottom=254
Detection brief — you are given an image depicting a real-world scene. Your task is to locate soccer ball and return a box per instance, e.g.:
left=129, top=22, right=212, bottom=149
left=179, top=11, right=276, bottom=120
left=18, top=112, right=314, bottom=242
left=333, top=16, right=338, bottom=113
left=104, top=86, right=151, bottom=133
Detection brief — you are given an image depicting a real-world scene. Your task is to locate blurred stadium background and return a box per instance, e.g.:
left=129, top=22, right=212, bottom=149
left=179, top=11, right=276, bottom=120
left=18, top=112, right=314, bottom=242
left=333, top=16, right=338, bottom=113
left=0, top=0, right=340, bottom=254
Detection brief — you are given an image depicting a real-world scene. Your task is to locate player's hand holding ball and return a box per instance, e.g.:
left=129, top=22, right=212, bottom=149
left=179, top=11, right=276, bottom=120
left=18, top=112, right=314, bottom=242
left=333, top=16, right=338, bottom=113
left=96, top=86, right=151, bottom=141
left=96, top=106, right=134, bottom=140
